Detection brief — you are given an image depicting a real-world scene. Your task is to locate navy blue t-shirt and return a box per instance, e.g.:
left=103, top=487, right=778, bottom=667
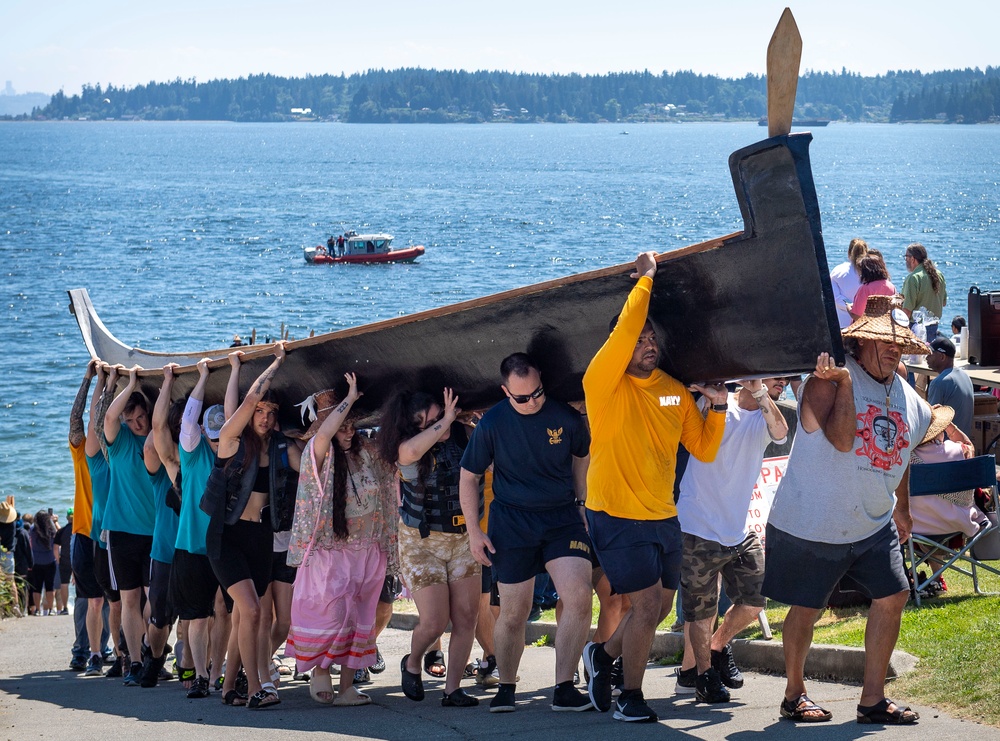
left=461, top=399, right=589, bottom=511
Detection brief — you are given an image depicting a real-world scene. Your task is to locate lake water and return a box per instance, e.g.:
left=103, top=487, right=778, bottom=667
left=1, top=121, right=999, bottom=516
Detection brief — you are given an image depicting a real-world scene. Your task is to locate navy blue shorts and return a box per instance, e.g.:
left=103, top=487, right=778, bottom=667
left=70, top=534, right=103, bottom=600
left=762, top=521, right=909, bottom=610
left=93, top=541, right=120, bottom=603
left=488, top=501, right=591, bottom=585
left=586, top=509, right=682, bottom=595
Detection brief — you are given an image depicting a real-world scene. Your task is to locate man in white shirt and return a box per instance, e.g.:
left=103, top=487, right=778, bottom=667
left=674, top=378, right=789, bottom=703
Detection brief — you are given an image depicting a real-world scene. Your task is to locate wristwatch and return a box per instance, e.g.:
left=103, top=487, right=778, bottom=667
left=711, top=403, right=728, bottom=413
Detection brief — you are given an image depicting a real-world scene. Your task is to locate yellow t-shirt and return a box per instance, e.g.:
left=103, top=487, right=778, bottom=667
left=583, top=275, right=724, bottom=520
left=480, top=469, right=494, bottom=531
left=70, top=438, right=94, bottom=537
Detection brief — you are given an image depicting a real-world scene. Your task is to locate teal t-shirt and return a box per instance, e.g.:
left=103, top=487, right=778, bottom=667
left=102, top=426, right=156, bottom=536
left=150, top=466, right=178, bottom=564
left=175, top=436, right=215, bottom=555
left=86, top=451, right=111, bottom=548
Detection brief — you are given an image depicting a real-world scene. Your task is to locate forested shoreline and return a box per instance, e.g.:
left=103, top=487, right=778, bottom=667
left=16, top=66, right=1000, bottom=123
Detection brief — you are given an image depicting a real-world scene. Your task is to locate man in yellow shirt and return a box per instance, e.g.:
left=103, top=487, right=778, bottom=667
left=582, top=251, right=727, bottom=723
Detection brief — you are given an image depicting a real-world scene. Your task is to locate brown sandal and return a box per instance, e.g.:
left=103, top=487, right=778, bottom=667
left=780, top=694, right=833, bottom=722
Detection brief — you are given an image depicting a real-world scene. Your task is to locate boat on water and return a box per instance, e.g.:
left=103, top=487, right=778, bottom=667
left=66, top=10, right=843, bottom=433
left=758, top=117, right=830, bottom=127
left=304, top=232, right=425, bottom=264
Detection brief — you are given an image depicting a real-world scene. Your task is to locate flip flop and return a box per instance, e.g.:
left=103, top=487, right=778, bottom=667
left=423, top=649, right=446, bottom=678
left=310, top=671, right=335, bottom=704
left=401, top=654, right=425, bottom=701
left=857, top=698, right=919, bottom=725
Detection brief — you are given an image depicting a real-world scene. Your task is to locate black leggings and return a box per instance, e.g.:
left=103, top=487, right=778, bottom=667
left=209, top=519, right=272, bottom=598
left=28, top=562, right=56, bottom=593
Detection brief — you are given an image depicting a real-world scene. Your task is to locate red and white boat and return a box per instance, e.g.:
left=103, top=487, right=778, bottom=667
left=304, top=233, right=425, bottom=264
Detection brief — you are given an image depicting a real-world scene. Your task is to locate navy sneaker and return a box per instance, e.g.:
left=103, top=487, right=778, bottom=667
left=613, top=689, right=658, bottom=722
left=85, top=654, right=104, bottom=676
left=582, top=642, right=613, bottom=713
left=123, top=661, right=144, bottom=687
left=552, top=683, right=593, bottom=712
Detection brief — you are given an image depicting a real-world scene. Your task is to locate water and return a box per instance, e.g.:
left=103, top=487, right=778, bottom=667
left=2, top=121, right=999, bottom=516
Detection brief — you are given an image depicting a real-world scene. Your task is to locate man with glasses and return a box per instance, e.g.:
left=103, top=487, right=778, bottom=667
left=459, top=352, right=594, bottom=713
left=581, top=251, right=728, bottom=723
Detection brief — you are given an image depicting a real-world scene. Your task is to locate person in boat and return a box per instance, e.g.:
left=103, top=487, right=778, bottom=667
left=327, top=236, right=335, bottom=253
left=377, top=388, right=481, bottom=708
left=201, top=344, right=300, bottom=709
left=849, top=249, right=896, bottom=322
left=581, top=251, right=728, bottom=723
left=459, top=352, right=594, bottom=713
left=673, top=378, right=788, bottom=703
left=901, top=242, right=947, bottom=340
left=102, top=365, right=156, bottom=686
left=286, top=375, right=399, bottom=706
left=337, top=234, right=346, bottom=256
left=762, top=295, right=930, bottom=725
left=829, top=238, right=869, bottom=329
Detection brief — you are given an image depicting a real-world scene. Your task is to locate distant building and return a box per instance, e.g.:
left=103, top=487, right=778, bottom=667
left=2, top=81, right=15, bottom=96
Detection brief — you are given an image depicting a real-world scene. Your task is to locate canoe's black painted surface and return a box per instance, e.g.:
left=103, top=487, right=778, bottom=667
left=68, top=132, right=843, bottom=434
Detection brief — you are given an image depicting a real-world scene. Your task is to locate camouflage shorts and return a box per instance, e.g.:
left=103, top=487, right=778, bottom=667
left=680, top=532, right=765, bottom=622
left=398, top=524, right=481, bottom=593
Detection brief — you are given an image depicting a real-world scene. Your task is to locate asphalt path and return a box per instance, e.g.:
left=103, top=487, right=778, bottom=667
left=1, top=613, right=997, bottom=740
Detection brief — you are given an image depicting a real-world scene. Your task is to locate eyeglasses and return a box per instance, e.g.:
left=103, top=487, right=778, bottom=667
left=508, top=385, right=545, bottom=404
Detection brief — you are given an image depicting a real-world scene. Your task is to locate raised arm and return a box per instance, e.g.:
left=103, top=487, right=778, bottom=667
left=218, top=344, right=286, bottom=458
left=180, top=359, right=211, bottom=453
left=69, top=360, right=97, bottom=447
left=152, top=365, right=179, bottom=482
left=224, top=350, right=244, bottom=420
left=398, top=387, right=459, bottom=466
left=84, top=364, right=107, bottom=457
left=104, top=365, right=140, bottom=445
left=743, top=379, right=789, bottom=443
left=798, top=353, right=856, bottom=453
left=95, top=365, right=119, bottom=460
left=310, top=373, right=362, bottom=464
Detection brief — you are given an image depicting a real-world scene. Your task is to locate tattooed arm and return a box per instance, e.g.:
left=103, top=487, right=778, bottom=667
left=69, top=360, right=98, bottom=448
left=217, top=344, right=286, bottom=459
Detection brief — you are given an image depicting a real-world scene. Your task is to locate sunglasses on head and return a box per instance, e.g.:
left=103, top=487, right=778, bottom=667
left=508, top=385, right=544, bottom=404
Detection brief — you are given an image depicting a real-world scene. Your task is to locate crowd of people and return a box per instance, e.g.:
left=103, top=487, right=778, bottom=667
left=5, top=241, right=993, bottom=728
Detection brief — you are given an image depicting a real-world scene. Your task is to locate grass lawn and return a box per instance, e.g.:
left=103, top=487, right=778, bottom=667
left=394, top=565, right=1000, bottom=726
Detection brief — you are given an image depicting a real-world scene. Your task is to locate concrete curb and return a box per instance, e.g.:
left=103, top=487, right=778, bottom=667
left=388, top=614, right=919, bottom=682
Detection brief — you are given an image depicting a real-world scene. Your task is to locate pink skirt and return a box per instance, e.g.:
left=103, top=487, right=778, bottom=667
left=285, top=544, right=387, bottom=671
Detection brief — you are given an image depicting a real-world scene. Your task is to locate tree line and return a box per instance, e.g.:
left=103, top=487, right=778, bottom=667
left=28, top=67, right=1000, bottom=124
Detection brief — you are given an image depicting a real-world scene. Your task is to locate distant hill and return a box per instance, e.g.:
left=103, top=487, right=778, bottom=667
left=25, top=67, right=1000, bottom=124
left=0, top=92, right=51, bottom=117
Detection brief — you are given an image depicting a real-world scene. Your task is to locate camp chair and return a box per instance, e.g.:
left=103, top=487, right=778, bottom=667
left=906, top=453, right=1000, bottom=606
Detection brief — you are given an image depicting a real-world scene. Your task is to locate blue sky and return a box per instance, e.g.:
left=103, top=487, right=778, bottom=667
left=2, top=1, right=997, bottom=95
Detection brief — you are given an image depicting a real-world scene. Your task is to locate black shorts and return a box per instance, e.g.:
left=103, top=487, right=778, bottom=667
left=586, top=509, right=682, bottom=595
left=108, top=531, right=153, bottom=592
left=59, top=561, right=73, bottom=585
left=28, top=562, right=56, bottom=593
left=169, top=549, right=221, bottom=620
left=379, top=574, right=402, bottom=605
left=488, top=501, right=592, bottom=585
left=762, top=521, right=909, bottom=610
left=271, top=550, right=297, bottom=585
left=71, top=534, right=103, bottom=600
left=148, top=559, right=176, bottom=628
left=93, top=542, right=120, bottom=603
left=209, top=519, right=272, bottom=598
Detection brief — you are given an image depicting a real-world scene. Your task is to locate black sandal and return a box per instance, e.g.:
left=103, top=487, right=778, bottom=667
left=442, top=688, right=479, bottom=707
left=779, top=694, right=833, bottom=722
left=423, top=649, right=447, bottom=678
left=857, top=698, right=919, bottom=725
left=247, top=689, right=281, bottom=709
left=401, top=654, right=425, bottom=701
left=222, top=689, right=247, bottom=706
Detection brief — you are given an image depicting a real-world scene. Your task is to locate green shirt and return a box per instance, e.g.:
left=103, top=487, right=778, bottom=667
left=902, top=264, right=947, bottom=319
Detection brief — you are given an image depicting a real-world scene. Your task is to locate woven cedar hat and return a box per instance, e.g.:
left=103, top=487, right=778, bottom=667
left=841, top=294, right=928, bottom=355
left=920, top=403, right=955, bottom=445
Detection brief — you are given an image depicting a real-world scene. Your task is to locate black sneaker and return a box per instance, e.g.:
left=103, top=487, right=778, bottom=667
left=105, top=655, right=126, bottom=679
left=489, top=683, right=516, bottom=713
left=613, top=689, right=658, bottom=722
left=710, top=643, right=744, bottom=689
left=674, top=666, right=697, bottom=695
left=70, top=657, right=87, bottom=672
left=695, top=667, right=731, bottom=704
left=610, top=656, right=624, bottom=697
left=582, top=642, right=613, bottom=713
left=123, top=661, right=144, bottom=687
left=527, top=604, right=542, bottom=622
left=85, top=654, right=104, bottom=677
left=140, top=652, right=167, bottom=688
left=187, top=675, right=211, bottom=699
left=552, top=683, right=593, bottom=712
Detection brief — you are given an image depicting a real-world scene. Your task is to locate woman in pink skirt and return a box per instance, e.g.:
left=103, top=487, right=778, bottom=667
left=286, top=373, right=398, bottom=706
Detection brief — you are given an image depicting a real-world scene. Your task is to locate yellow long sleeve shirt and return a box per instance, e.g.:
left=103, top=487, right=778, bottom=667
left=583, top=275, right=724, bottom=520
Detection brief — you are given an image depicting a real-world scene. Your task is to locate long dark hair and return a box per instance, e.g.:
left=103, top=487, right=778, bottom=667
left=906, top=243, right=942, bottom=293
left=330, top=430, right=362, bottom=539
left=226, top=389, right=278, bottom=474
left=376, top=390, right=438, bottom=483
left=33, top=510, right=56, bottom=548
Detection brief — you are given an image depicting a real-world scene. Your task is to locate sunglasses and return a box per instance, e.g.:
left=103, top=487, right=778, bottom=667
left=508, top=385, right=545, bottom=404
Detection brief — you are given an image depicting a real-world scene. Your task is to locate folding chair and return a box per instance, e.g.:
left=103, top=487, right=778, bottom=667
left=906, top=454, right=1000, bottom=606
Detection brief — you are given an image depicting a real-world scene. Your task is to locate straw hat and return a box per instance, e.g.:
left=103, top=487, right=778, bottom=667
left=841, top=294, right=928, bottom=355
left=920, top=403, right=955, bottom=445
left=288, top=389, right=341, bottom=440
left=0, top=496, right=16, bottom=525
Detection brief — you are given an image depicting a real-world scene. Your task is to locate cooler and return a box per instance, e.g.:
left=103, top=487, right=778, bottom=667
left=968, top=287, right=1000, bottom=366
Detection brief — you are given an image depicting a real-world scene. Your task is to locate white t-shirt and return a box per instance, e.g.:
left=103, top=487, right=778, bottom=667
left=677, top=395, right=782, bottom=546
left=830, top=261, right=862, bottom=329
